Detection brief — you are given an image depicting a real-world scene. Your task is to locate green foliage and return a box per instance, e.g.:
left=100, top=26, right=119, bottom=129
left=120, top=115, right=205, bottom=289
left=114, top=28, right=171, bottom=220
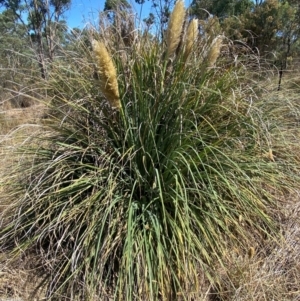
left=191, top=0, right=300, bottom=68
left=1, top=12, right=299, bottom=301
left=0, top=8, right=37, bottom=102
left=250, top=0, right=298, bottom=60
left=0, top=0, right=71, bottom=79
left=0, top=9, right=29, bottom=68
left=104, top=0, right=131, bottom=11
left=190, top=0, right=253, bottom=19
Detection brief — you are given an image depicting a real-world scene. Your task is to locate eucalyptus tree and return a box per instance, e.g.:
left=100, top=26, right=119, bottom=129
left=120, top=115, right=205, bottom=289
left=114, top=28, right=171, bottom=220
left=0, top=8, right=31, bottom=93
left=189, top=0, right=253, bottom=19
left=102, top=0, right=136, bottom=48
left=0, top=0, right=71, bottom=78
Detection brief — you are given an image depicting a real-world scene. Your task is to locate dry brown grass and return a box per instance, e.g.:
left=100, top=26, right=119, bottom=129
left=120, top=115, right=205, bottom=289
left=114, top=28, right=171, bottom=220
left=0, top=104, right=46, bottom=178
left=212, top=192, right=300, bottom=301
left=206, top=67, right=300, bottom=301
left=0, top=106, right=44, bottom=134
left=0, top=105, right=47, bottom=301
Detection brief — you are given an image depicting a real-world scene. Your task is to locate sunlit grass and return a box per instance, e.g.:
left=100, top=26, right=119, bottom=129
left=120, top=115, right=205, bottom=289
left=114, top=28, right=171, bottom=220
left=1, top=8, right=299, bottom=301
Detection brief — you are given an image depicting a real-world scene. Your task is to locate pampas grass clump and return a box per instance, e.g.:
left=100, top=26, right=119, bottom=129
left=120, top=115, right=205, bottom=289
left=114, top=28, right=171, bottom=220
left=0, top=3, right=299, bottom=301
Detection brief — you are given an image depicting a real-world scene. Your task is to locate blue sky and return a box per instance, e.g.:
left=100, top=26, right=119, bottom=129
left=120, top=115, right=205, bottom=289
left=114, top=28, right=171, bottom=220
left=65, top=0, right=192, bottom=29
left=65, top=0, right=105, bottom=29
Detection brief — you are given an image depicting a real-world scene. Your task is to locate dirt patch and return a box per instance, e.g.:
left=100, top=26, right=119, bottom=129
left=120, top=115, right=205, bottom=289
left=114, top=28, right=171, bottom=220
left=0, top=253, right=46, bottom=301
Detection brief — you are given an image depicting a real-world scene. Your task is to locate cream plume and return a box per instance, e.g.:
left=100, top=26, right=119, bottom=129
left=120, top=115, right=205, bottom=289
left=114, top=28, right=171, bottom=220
left=92, top=40, right=120, bottom=109
left=166, top=0, right=186, bottom=58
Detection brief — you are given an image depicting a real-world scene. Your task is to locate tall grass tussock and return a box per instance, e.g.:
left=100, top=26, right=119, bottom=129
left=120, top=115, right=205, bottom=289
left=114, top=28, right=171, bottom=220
left=0, top=2, right=299, bottom=301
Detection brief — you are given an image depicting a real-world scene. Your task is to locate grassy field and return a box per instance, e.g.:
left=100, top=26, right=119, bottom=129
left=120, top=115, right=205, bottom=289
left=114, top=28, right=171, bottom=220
left=0, top=5, right=300, bottom=300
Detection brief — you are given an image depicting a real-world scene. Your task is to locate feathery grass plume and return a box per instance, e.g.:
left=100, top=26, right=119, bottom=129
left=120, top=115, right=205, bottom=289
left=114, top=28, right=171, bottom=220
left=92, top=40, right=120, bottom=109
left=184, top=18, right=198, bottom=60
left=166, top=0, right=186, bottom=58
left=206, top=35, right=223, bottom=68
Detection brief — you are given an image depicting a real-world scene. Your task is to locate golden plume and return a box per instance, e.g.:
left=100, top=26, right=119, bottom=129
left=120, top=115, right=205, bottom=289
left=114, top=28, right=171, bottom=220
left=184, top=18, right=198, bottom=60
left=92, top=40, right=120, bottom=109
left=166, top=0, right=186, bottom=58
left=206, top=35, right=223, bottom=68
